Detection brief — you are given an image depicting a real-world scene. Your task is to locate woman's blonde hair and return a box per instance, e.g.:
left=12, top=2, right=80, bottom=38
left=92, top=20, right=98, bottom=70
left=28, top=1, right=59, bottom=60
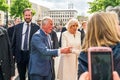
left=82, top=12, right=120, bottom=51
left=65, top=18, right=80, bottom=30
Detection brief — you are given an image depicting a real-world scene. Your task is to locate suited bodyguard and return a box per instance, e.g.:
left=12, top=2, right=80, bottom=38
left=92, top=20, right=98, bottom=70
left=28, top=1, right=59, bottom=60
left=0, top=27, right=15, bottom=80
left=50, top=30, right=59, bottom=80
left=29, top=17, right=71, bottom=80
left=12, top=8, right=39, bottom=80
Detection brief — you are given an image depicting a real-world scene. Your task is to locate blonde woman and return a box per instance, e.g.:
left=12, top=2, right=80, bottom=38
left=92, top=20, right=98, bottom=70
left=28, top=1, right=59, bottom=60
left=58, top=18, right=81, bottom=80
left=78, top=12, right=120, bottom=79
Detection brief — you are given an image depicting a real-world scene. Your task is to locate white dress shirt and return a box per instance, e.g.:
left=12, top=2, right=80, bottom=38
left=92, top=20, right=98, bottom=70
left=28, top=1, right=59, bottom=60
left=21, top=22, right=31, bottom=50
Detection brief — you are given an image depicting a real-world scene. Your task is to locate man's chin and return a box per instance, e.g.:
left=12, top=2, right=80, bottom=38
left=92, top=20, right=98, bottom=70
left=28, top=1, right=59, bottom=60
left=25, top=20, right=31, bottom=23
left=48, top=30, right=52, bottom=34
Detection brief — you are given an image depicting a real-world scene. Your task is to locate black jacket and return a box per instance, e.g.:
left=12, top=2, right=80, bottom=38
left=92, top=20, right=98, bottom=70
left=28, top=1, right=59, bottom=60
left=12, top=22, right=40, bottom=63
left=7, top=26, right=15, bottom=43
left=0, top=27, right=15, bottom=80
left=78, top=28, right=85, bottom=45
left=50, top=30, right=59, bottom=49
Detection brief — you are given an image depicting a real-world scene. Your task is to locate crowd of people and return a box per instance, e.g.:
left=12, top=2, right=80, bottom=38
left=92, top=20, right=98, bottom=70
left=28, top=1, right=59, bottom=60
left=0, top=7, right=120, bottom=80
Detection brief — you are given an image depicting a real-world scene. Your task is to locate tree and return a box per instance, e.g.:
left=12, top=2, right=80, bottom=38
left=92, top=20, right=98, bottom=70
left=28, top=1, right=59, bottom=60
left=0, top=0, right=9, bottom=27
left=88, top=0, right=120, bottom=13
left=0, top=0, right=9, bottom=12
left=10, top=0, right=32, bottom=20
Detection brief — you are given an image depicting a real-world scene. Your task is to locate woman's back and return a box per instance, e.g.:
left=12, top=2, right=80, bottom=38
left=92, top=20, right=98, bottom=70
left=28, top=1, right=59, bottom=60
left=78, top=12, right=120, bottom=79
left=78, top=42, right=120, bottom=78
left=111, top=43, right=120, bottom=75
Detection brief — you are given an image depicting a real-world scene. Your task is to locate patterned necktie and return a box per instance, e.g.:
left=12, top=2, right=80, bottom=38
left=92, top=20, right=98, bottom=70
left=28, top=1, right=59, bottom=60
left=47, top=35, right=54, bottom=74
left=23, top=23, right=29, bottom=50
left=47, top=35, right=52, bottom=49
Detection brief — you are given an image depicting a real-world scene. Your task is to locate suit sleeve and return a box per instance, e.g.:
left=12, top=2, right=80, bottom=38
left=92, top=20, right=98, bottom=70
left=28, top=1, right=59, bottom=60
left=31, top=34, right=58, bottom=56
left=4, top=28, right=15, bottom=76
left=51, top=31, right=59, bottom=49
left=11, top=27, right=16, bottom=56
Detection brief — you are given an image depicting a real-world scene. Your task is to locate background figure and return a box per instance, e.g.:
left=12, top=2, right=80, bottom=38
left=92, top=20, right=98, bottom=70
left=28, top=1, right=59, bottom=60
left=50, top=30, right=59, bottom=49
left=106, top=6, right=120, bottom=23
left=58, top=27, right=67, bottom=47
left=0, top=27, right=15, bottom=80
left=29, top=17, right=71, bottom=80
left=57, top=18, right=81, bottom=80
left=78, top=12, right=120, bottom=79
left=50, top=30, right=59, bottom=80
left=78, top=21, right=87, bottom=45
left=12, top=8, right=39, bottom=80
left=14, top=17, right=21, bottom=25
left=106, top=6, right=120, bottom=31
left=36, top=19, right=42, bottom=27
left=7, top=17, right=21, bottom=43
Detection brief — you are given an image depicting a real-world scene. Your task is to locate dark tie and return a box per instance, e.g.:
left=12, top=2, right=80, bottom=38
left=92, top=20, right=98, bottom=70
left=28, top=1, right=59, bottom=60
left=47, top=35, right=54, bottom=75
left=23, top=23, right=29, bottom=50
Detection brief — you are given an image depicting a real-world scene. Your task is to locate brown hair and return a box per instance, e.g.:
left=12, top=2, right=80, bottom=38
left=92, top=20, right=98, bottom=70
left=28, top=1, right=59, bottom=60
left=23, top=8, right=33, bottom=15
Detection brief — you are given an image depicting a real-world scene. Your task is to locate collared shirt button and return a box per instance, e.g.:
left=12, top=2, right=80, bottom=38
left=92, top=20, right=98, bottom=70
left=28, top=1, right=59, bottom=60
left=0, top=60, right=3, bottom=62
left=3, top=73, right=5, bottom=76
left=0, top=60, right=3, bottom=65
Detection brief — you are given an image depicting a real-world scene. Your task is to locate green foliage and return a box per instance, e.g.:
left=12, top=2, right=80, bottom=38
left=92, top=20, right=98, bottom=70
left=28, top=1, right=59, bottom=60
left=10, top=0, right=32, bottom=19
left=88, top=0, right=120, bottom=13
left=31, top=9, right=36, bottom=16
left=0, top=0, right=9, bottom=12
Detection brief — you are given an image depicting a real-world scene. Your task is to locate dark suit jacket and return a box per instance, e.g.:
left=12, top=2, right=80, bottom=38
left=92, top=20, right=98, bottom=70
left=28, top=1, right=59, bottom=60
left=59, top=27, right=67, bottom=47
left=50, top=30, right=59, bottom=80
left=78, top=28, right=85, bottom=45
left=0, top=27, right=15, bottom=80
left=50, top=30, right=59, bottom=49
left=29, top=29, right=58, bottom=76
left=7, top=26, right=15, bottom=43
left=12, top=22, right=39, bottom=63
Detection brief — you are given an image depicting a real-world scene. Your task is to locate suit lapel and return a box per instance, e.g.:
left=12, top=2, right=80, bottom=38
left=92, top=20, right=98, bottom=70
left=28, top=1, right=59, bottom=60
left=19, top=23, right=24, bottom=48
left=40, top=29, right=50, bottom=49
left=30, top=23, right=33, bottom=40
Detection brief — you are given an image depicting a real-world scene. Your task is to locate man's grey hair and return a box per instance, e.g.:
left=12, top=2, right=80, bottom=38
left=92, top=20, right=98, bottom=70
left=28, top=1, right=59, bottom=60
left=41, top=16, right=52, bottom=27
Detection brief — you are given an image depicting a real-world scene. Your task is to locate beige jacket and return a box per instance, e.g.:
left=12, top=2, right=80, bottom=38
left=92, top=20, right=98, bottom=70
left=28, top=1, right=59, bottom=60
left=57, top=31, right=81, bottom=80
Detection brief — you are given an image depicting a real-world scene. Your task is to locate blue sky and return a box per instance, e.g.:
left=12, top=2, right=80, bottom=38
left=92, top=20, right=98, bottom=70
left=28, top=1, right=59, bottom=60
left=29, top=0, right=93, bottom=16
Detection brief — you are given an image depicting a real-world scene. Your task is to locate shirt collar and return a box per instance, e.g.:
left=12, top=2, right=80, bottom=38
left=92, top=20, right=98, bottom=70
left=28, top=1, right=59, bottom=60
left=24, top=22, right=31, bottom=26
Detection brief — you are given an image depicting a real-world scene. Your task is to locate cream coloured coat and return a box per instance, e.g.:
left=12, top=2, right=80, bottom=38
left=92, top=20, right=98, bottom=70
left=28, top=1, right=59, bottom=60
left=57, top=31, right=81, bottom=80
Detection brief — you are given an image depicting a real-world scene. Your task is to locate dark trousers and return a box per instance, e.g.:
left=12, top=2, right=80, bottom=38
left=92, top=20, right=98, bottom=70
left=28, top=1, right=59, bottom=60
left=51, top=59, right=55, bottom=80
left=0, top=66, right=4, bottom=80
left=30, top=73, right=52, bottom=80
left=17, top=51, right=29, bottom=80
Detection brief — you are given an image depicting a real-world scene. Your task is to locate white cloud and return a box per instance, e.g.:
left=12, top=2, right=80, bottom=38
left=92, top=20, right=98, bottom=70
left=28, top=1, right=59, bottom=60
left=29, top=0, right=93, bottom=16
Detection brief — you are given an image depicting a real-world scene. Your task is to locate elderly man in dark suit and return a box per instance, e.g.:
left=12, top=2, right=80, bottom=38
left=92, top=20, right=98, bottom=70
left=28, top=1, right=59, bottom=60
left=29, top=17, right=71, bottom=80
left=12, top=8, right=39, bottom=80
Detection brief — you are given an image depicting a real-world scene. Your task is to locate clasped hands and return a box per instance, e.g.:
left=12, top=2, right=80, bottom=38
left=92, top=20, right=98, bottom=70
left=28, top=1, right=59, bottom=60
left=60, top=47, right=72, bottom=54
